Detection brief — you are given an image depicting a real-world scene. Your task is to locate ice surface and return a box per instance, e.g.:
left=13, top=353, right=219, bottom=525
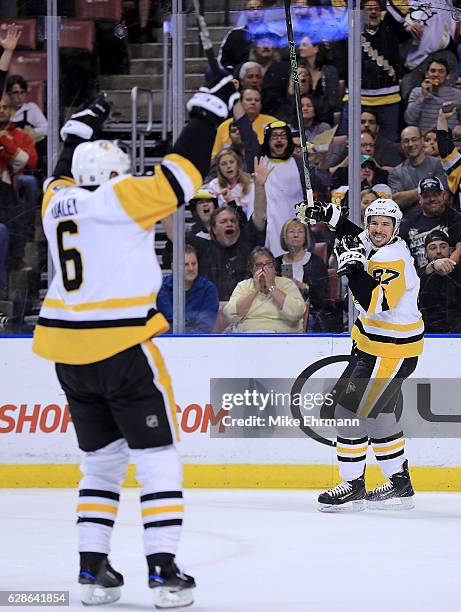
left=0, top=489, right=459, bottom=612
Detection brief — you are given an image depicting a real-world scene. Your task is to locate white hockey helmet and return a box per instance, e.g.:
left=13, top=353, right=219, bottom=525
left=364, top=198, right=402, bottom=238
left=71, top=140, right=130, bottom=187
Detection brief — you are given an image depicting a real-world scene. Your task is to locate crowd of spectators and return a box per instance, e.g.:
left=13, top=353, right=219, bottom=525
left=5, top=0, right=461, bottom=336
left=161, top=0, right=461, bottom=335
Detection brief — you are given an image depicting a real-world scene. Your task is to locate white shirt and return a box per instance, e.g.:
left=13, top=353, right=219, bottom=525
left=12, top=101, right=48, bottom=137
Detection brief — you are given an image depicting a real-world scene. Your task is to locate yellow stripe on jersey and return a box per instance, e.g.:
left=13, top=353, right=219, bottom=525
left=42, top=177, right=76, bottom=216
left=360, top=317, right=423, bottom=332
left=33, top=311, right=169, bottom=365
left=367, top=259, right=406, bottom=309
left=441, top=147, right=461, bottom=195
left=351, top=324, right=424, bottom=358
left=113, top=154, right=202, bottom=231
left=343, top=93, right=401, bottom=106
left=143, top=341, right=180, bottom=442
left=77, top=503, right=118, bottom=514
left=43, top=293, right=157, bottom=312
left=141, top=505, right=184, bottom=517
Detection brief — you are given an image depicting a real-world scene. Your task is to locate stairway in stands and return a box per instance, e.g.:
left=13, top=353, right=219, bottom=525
left=24, top=2, right=246, bottom=330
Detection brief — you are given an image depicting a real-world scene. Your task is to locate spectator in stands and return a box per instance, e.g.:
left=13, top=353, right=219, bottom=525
left=275, top=218, right=328, bottom=331
left=400, top=177, right=461, bottom=267
left=437, top=103, right=461, bottom=210
left=417, top=230, right=461, bottom=333
left=360, top=187, right=379, bottom=225
left=283, top=64, right=311, bottom=123
left=188, top=189, right=218, bottom=240
left=300, top=94, right=331, bottom=143
left=6, top=75, right=47, bottom=141
left=211, top=87, right=276, bottom=159
left=6, top=74, right=47, bottom=239
left=188, top=157, right=272, bottom=300
left=297, top=36, right=340, bottom=126
left=361, top=109, right=403, bottom=168
left=260, top=120, right=330, bottom=256
left=157, top=245, right=219, bottom=334
left=238, top=62, right=264, bottom=91
left=388, top=0, right=459, bottom=98
left=388, top=125, right=448, bottom=213
left=0, top=95, right=37, bottom=293
left=250, top=34, right=288, bottom=117
left=0, top=24, right=20, bottom=94
left=404, top=59, right=461, bottom=133
left=353, top=0, right=408, bottom=141
left=423, top=129, right=440, bottom=159
left=223, top=246, right=305, bottom=333
left=218, top=0, right=269, bottom=72
left=208, top=149, right=254, bottom=220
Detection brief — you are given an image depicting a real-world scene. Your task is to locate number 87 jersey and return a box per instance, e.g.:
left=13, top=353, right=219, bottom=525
left=33, top=154, right=201, bottom=364
left=351, top=233, right=425, bottom=359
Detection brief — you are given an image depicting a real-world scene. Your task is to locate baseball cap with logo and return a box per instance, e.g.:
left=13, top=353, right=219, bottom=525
left=424, top=229, right=449, bottom=248
left=418, top=176, right=443, bottom=195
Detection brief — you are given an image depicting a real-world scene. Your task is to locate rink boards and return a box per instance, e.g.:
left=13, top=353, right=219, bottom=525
left=1, top=336, right=460, bottom=490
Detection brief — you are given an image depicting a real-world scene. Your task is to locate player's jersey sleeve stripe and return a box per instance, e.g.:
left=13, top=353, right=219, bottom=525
left=42, top=176, right=76, bottom=216
left=112, top=154, right=202, bottom=230
left=160, top=164, right=184, bottom=205
left=43, top=293, right=157, bottom=312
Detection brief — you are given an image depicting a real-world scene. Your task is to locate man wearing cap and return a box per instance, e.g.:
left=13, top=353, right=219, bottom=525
left=388, top=125, right=448, bottom=213
left=417, top=229, right=461, bottom=333
left=399, top=176, right=461, bottom=267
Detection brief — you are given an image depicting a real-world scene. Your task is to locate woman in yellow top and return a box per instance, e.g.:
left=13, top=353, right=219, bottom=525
left=211, top=87, right=276, bottom=159
left=223, top=246, right=305, bottom=333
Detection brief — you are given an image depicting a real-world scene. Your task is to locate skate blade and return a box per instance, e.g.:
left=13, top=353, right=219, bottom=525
left=153, top=586, right=194, bottom=609
left=366, top=496, right=415, bottom=511
left=318, top=499, right=365, bottom=513
left=81, top=585, right=121, bottom=606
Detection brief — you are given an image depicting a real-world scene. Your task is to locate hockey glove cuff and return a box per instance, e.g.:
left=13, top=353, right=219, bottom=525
left=335, top=235, right=366, bottom=277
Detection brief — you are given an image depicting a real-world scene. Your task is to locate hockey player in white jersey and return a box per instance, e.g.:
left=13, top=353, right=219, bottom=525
left=297, top=198, right=424, bottom=511
left=33, top=77, right=239, bottom=608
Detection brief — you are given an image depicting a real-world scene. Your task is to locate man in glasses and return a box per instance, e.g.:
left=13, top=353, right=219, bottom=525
left=388, top=125, right=447, bottom=213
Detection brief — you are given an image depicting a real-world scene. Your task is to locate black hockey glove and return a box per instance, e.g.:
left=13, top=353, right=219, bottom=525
left=335, top=235, right=366, bottom=277
left=60, top=93, right=111, bottom=142
left=295, top=200, right=345, bottom=230
left=186, top=74, right=240, bottom=126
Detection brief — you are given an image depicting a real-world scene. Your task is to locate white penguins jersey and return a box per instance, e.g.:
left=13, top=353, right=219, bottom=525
left=33, top=153, right=202, bottom=364
left=351, top=233, right=424, bottom=358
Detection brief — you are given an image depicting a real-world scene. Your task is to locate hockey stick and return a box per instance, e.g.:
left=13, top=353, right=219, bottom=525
left=191, top=0, right=222, bottom=79
left=283, top=0, right=315, bottom=218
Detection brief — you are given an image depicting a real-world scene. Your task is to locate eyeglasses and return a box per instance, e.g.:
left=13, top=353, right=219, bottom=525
left=254, top=261, right=274, bottom=270
left=9, top=89, right=25, bottom=95
left=0, top=104, right=10, bottom=109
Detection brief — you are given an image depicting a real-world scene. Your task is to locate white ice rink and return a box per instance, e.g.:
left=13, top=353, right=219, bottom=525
left=0, top=488, right=459, bottom=612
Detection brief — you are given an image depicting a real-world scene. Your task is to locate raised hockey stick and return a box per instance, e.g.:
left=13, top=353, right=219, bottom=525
left=191, top=0, right=222, bottom=79
left=283, top=0, right=315, bottom=218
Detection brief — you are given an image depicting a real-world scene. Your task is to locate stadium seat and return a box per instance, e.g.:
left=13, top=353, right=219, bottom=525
left=27, top=81, right=45, bottom=111
left=0, top=19, right=36, bottom=50
left=313, top=241, right=328, bottom=264
left=74, top=0, right=122, bottom=21
left=7, top=52, right=46, bottom=82
left=327, top=268, right=341, bottom=310
left=59, top=19, right=95, bottom=53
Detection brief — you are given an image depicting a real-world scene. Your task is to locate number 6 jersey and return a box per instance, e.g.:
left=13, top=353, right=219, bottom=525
left=33, top=153, right=201, bottom=364
left=351, top=233, right=424, bottom=359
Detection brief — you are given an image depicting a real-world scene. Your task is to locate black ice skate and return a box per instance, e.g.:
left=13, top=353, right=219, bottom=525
left=149, top=560, right=195, bottom=609
left=366, top=460, right=415, bottom=510
left=79, top=558, right=124, bottom=605
left=318, top=474, right=366, bottom=512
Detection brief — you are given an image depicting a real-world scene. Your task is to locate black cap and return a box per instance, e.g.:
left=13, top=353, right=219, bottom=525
left=418, top=176, right=443, bottom=196
left=424, top=229, right=449, bottom=248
